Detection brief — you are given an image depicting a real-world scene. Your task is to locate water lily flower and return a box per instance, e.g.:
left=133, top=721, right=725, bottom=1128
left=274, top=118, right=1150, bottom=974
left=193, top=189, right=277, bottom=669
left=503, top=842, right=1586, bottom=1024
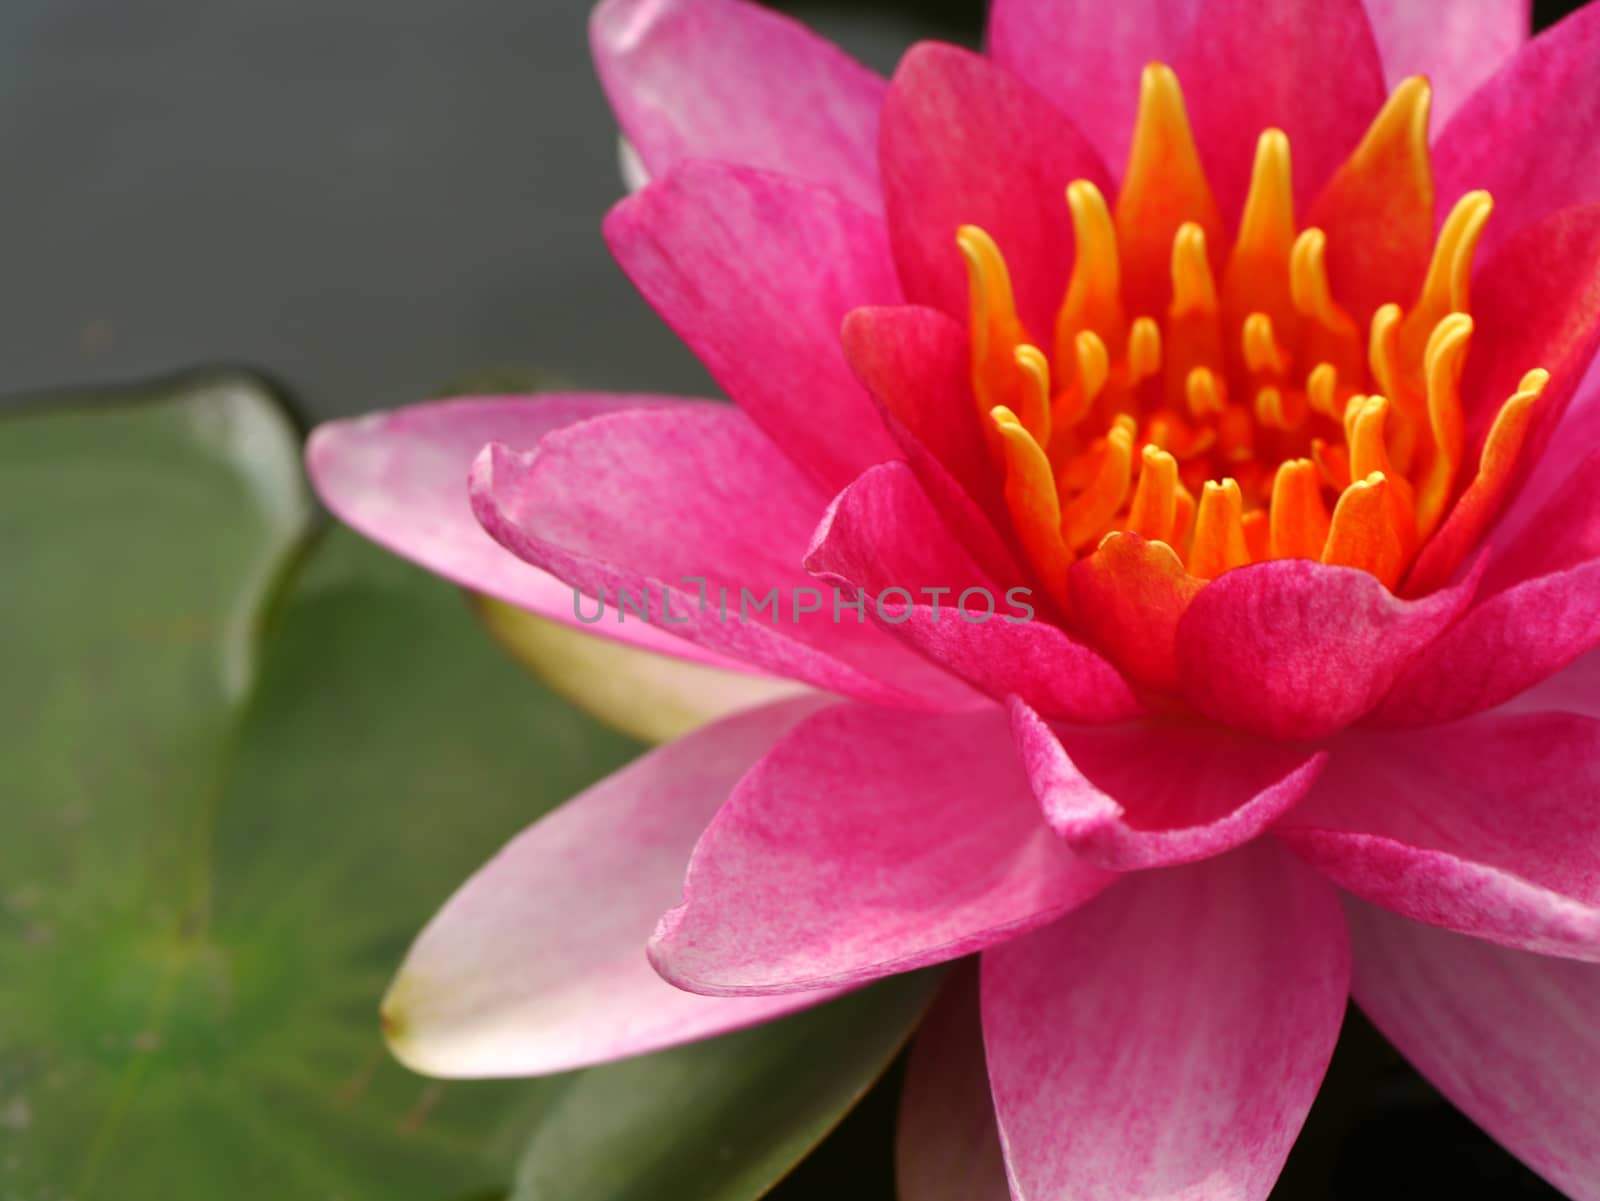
left=308, top=0, right=1600, bottom=1194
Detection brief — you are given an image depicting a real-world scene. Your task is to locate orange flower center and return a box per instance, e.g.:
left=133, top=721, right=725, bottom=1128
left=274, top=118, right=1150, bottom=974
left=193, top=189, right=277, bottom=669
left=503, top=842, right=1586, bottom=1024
left=961, top=64, right=1547, bottom=603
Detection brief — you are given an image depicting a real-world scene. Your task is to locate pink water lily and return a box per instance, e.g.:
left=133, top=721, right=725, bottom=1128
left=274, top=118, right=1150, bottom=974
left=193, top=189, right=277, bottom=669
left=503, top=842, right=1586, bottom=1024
left=309, top=0, right=1600, bottom=1195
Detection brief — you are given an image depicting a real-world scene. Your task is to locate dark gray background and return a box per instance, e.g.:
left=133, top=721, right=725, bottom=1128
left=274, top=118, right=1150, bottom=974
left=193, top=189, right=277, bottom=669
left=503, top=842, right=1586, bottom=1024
left=1, top=0, right=1576, bottom=417
left=0, top=0, right=967, bottom=414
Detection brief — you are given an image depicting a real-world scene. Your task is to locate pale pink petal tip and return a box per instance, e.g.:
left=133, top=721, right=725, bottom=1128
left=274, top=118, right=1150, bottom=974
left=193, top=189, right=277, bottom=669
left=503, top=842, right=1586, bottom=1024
left=381, top=696, right=838, bottom=1079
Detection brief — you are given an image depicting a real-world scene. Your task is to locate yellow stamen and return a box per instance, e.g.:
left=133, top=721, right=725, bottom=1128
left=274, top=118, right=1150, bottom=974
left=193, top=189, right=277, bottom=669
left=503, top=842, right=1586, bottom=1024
left=1056, top=180, right=1127, bottom=368
left=1224, top=129, right=1297, bottom=339
left=1324, top=472, right=1407, bottom=587
left=1061, top=416, right=1136, bottom=550
left=1269, top=459, right=1331, bottom=559
left=1189, top=478, right=1250, bottom=580
left=1128, top=444, right=1180, bottom=543
left=1116, top=64, right=1222, bottom=315
left=990, top=405, right=1072, bottom=611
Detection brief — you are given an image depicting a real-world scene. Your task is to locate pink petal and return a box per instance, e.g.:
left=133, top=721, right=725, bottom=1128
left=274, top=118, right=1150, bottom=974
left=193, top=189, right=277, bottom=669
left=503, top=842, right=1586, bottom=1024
left=985, top=0, right=1200, bottom=174
left=1009, top=698, right=1327, bottom=870
left=1434, top=2, right=1600, bottom=261
left=604, top=161, right=903, bottom=492
left=806, top=461, right=1144, bottom=723
left=982, top=843, right=1350, bottom=1201
left=895, top=967, right=1011, bottom=1201
left=1277, top=712, right=1600, bottom=962
left=1175, top=557, right=1480, bottom=739
left=1453, top=204, right=1600, bottom=572
left=470, top=405, right=970, bottom=708
left=590, top=0, right=886, bottom=213
left=879, top=42, right=1110, bottom=339
left=1505, top=645, right=1600, bottom=720
left=649, top=703, right=1116, bottom=995
left=1382, top=438, right=1600, bottom=729
left=1346, top=899, right=1600, bottom=1201
left=381, top=696, right=839, bottom=1078
left=307, top=394, right=732, bottom=666
left=1174, top=0, right=1387, bottom=221
left=1374, top=559, right=1600, bottom=728
left=1360, top=0, right=1527, bottom=129
left=840, top=304, right=1017, bottom=583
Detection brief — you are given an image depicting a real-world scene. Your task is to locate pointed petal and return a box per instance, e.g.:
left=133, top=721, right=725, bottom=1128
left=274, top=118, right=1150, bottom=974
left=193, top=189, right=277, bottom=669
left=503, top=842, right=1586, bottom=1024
left=1360, top=0, right=1527, bottom=129
left=469, top=405, right=970, bottom=708
left=604, top=161, right=903, bottom=492
left=381, top=696, right=838, bottom=1078
left=1175, top=557, right=1479, bottom=739
left=986, top=0, right=1201, bottom=174
left=1346, top=899, right=1600, bottom=1201
left=1434, top=3, right=1600, bottom=261
left=806, top=461, right=1144, bottom=723
left=896, top=966, right=1011, bottom=1201
left=1174, top=0, right=1387, bottom=221
left=1278, top=713, right=1600, bottom=961
left=982, top=844, right=1350, bottom=1201
left=840, top=304, right=1022, bottom=586
left=1009, top=698, right=1326, bottom=870
left=591, top=0, right=886, bottom=213
left=649, top=704, right=1116, bottom=995
left=880, top=42, right=1110, bottom=338
left=307, top=395, right=736, bottom=665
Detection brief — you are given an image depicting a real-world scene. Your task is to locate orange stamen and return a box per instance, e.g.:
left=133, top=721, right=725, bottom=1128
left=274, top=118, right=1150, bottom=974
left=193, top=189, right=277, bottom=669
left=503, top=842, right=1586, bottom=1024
left=1189, top=479, right=1250, bottom=580
left=945, top=67, right=1546, bottom=604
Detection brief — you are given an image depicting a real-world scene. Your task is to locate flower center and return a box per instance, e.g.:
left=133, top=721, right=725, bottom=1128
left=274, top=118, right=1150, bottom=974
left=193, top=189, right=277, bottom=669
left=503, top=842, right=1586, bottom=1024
left=960, top=64, right=1547, bottom=601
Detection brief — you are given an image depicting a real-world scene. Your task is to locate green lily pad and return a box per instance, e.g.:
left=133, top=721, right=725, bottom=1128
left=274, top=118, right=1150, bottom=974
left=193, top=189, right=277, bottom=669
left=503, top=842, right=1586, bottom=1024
left=0, top=371, right=931, bottom=1200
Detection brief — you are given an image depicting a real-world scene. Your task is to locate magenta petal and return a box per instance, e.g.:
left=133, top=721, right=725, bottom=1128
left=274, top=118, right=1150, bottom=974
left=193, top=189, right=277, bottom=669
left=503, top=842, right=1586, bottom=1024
left=840, top=304, right=1017, bottom=583
left=604, top=161, right=903, bottom=492
left=381, top=696, right=839, bottom=1078
left=1175, top=558, right=1479, bottom=739
left=649, top=703, right=1116, bottom=995
left=307, top=394, right=732, bottom=666
left=1373, top=558, right=1600, bottom=726
left=590, top=0, right=886, bottom=213
left=470, top=406, right=970, bottom=708
left=895, top=967, right=1011, bottom=1201
left=982, top=844, right=1350, bottom=1201
left=1360, top=0, right=1527, bottom=128
left=1174, top=0, right=1386, bottom=220
left=986, top=0, right=1200, bottom=174
left=1507, top=646, right=1600, bottom=721
left=1434, top=3, right=1600, bottom=260
left=1346, top=900, right=1600, bottom=1201
left=1009, top=698, right=1327, bottom=870
left=807, top=461, right=1144, bottom=723
left=1277, top=713, right=1600, bottom=961
left=880, top=42, right=1110, bottom=338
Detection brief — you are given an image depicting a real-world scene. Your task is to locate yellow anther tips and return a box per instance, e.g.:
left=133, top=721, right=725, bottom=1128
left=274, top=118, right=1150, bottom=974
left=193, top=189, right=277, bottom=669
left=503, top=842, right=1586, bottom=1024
left=1237, top=129, right=1296, bottom=255
left=1186, top=366, right=1225, bottom=418
left=1128, top=317, right=1163, bottom=382
left=1289, top=228, right=1355, bottom=332
left=1075, top=330, right=1110, bottom=400
left=1324, top=471, right=1407, bottom=587
left=1242, top=312, right=1290, bottom=376
left=1170, top=223, right=1217, bottom=316
left=1190, top=478, right=1250, bottom=580
left=1058, top=178, right=1125, bottom=361
left=1128, top=444, right=1181, bottom=543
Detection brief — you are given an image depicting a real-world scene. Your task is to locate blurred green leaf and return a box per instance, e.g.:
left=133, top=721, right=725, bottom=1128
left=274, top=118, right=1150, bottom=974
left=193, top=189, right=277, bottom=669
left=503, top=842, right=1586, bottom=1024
left=513, top=974, right=934, bottom=1201
left=0, top=371, right=930, bottom=1200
